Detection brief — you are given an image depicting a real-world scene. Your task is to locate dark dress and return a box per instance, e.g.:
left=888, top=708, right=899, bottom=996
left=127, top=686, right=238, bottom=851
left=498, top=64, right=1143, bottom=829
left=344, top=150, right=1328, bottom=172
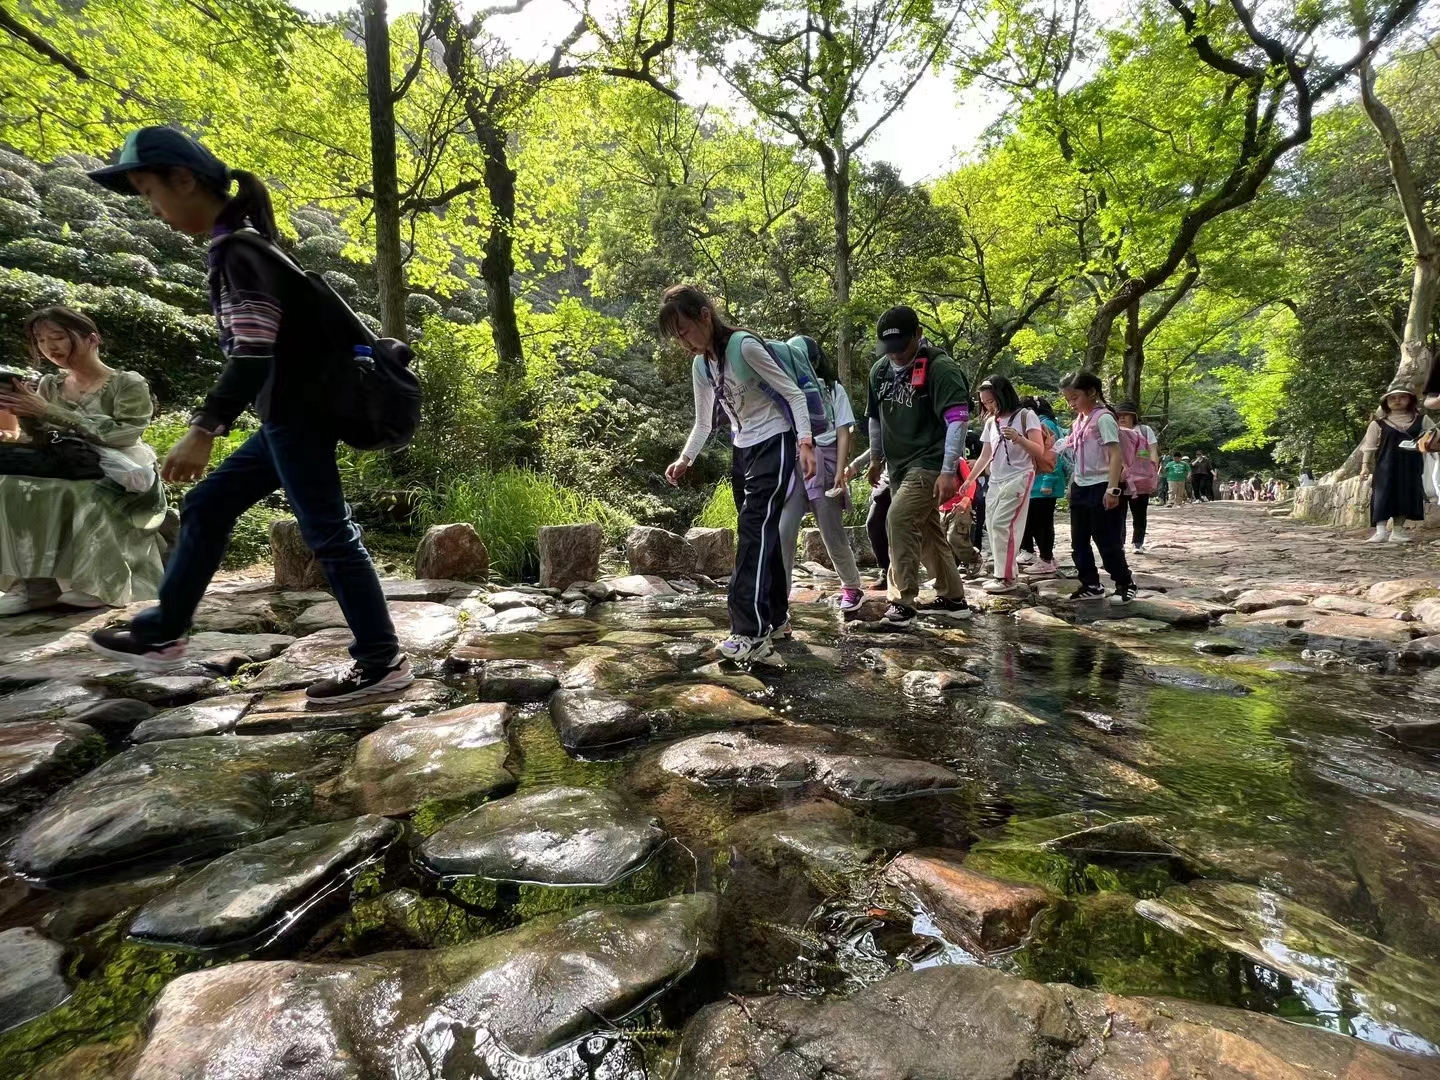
left=1371, top=414, right=1426, bottom=525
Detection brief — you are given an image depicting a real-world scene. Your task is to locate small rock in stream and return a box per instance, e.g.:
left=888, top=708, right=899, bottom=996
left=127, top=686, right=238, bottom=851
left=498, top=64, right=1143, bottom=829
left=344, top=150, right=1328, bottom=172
left=549, top=687, right=648, bottom=751
left=883, top=848, right=1054, bottom=952
left=0, top=927, right=68, bottom=1032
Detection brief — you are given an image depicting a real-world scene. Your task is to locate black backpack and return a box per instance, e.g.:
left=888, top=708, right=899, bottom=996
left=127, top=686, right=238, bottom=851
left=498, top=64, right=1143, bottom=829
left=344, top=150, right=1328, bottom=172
left=216, top=230, right=423, bottom=452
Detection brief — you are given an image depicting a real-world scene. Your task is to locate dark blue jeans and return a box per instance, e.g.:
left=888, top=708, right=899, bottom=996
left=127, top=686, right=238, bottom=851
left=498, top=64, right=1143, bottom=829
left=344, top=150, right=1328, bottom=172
left=131, top=425, right=399, bottom=669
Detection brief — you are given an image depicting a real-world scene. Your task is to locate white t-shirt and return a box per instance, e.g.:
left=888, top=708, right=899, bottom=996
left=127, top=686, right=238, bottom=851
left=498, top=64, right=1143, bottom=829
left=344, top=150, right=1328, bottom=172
left=681, top=336, right=814, bottom=460
left=1056, top=409, right=1121, bottom=487
left=982, top=408, right=1042, bottom=481
left=815, top=382, right=856, bottom=447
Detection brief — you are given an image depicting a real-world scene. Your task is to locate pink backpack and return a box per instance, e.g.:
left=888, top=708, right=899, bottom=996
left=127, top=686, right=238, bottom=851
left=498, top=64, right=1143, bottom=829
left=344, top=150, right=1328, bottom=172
left=1120, top=423, right=1158, bottom=495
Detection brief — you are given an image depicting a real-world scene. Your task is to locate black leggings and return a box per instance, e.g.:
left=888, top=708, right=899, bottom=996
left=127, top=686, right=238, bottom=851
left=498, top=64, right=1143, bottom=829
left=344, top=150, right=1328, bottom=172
left=0, top=440, right=103, bottom=479
left=1020, top=495, right=1056, bottom=561
left=1128, top=494, right=1149, bottom=546
left=867, top=485, right=892, bottom=574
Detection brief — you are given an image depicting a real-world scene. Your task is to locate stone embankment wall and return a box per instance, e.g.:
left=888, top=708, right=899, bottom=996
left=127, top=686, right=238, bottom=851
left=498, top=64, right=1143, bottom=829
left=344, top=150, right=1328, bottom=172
left=1294, top=477, right=1440, bottom=530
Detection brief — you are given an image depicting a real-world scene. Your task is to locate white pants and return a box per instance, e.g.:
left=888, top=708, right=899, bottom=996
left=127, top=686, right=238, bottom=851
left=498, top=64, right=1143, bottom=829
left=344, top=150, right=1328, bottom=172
left=987, top=470, right=1034, bottom=580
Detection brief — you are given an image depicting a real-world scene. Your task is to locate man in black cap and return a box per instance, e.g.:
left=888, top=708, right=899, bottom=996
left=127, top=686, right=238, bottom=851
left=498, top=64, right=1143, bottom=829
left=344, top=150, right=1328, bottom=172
left=865, top=306, right=972, bottom=627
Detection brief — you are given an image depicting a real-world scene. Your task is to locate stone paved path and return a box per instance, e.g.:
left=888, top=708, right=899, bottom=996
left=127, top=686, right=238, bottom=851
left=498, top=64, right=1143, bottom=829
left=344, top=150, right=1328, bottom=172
left=1, top=509, right=1440, bottom=1079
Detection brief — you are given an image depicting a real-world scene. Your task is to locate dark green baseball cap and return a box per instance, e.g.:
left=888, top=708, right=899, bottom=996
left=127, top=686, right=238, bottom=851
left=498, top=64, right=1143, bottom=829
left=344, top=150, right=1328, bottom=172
left=87, top=127, right=230, bottom=194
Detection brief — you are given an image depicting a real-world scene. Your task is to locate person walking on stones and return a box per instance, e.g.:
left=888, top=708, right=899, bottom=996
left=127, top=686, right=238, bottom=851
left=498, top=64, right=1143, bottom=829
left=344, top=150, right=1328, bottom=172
left=965, top=375, right=1046, bottom=594
left=778, top=343, right=865, bottom=613
left=1115, top=403, right=1158, bottom=553
left=82, top=127, right=412, bottom=704
left=1056, top=371, right=1136, bottom=604
left=1191, top=450, right=1214, bottom=502
left=1164, top=454, right=1191, bottom=507
left=1017, top=395, right=1065, bottom=576
left=662, top=284, right=816, bottom=662
left=1361, top=383, right=1433, bottom=544
left=866, top=306, right=971, bottom=627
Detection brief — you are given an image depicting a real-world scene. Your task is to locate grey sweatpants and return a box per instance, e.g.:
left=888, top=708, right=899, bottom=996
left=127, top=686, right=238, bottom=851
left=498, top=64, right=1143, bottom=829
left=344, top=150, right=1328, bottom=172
left=780, top=447, right=863, bottom=591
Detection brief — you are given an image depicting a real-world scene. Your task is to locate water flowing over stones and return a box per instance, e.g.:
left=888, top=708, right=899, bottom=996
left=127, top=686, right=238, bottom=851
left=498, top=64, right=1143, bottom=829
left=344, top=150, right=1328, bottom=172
left=549, top=686, right=648, bottom=750
left=129, top=816, right=402, bottom=949
left=131, top=894, right=717, bottom=1078
left=418, top=786, right=665, bottom=885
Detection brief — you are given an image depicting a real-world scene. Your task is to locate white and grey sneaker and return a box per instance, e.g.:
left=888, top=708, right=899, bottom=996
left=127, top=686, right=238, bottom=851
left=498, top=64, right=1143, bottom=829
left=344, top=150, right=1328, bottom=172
left=717, top=634, right=775, bottom=663
left=306, top=655, right=415, bottom=706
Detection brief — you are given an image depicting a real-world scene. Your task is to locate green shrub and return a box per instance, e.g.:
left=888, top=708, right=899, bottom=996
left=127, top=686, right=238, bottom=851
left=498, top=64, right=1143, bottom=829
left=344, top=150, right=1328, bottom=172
left=418, top=468, right=633, bottom=581
left=99, top=252, right=159, bottom=284
left=406, top=293, right=442, bottom=320
left=0, top=168, right=38, bottom=205
left=322, top=269, right=358, bottom=299
left=80, top=223, right=160, bottom=260
left=159, top=263, right=206, bottom=287
left=42, top=185, right=107, bottom=227
left=0, top=238, right=88, bottom=278
left=0, top=148, right=40, bottom=180
left=295, top=234, right=345, bottom=267
left=694, top=478, right=738, bottom=532
left=225, top=502, right=288, bottom=569
left=0, top=199, right=41, bottom=239
left=33, top=165, right=94, bottom=195
left=129, top=219, right=202, bottom=263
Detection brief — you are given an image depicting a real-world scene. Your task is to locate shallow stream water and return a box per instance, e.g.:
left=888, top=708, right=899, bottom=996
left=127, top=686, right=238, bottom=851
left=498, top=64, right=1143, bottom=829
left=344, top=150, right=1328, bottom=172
left=3, top=588, right=1439, bottom=1075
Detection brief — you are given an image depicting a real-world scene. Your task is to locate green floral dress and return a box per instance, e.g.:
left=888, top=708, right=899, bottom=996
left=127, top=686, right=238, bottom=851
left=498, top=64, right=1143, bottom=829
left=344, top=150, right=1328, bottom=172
left=0, top=370, right=167, bottom=605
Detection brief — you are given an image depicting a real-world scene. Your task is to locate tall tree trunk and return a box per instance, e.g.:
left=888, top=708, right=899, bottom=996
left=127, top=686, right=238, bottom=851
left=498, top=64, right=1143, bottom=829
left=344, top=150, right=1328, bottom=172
left=1082, top=287, right=1135, bottom=373
left=829, top=146, right=853, bottom=385
left=477, top=121, right=525, bottom=384
left=1122, top=297, right=1142, bottom=406
left=362, top=0, right=407, bottom=340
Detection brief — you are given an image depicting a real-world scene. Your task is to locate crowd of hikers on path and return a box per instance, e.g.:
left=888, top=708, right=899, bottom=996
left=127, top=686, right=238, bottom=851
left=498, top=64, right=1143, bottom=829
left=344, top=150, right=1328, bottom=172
left=1, top=124, right=1438, bottom=692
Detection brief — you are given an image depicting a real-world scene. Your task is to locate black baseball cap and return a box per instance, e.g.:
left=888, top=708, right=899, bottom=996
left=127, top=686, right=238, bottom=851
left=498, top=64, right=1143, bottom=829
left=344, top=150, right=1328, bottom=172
left=876, top=305, right=920, bottom=354
left=87, top=127, right=231, bottom=194
left=1115, top=401, right=1139, bottom=417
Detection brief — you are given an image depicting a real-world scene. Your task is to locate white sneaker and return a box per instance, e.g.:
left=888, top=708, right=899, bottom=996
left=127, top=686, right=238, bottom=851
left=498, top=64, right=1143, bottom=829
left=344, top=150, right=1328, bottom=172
left=1132, top=543, right=1145, bottom=553
left=1028, top=559, right=1058, bottom=575
left=982, top=578, right=1019, bottom=594
left=0, top=589, right=33, bottom=616
left=1388, top=529, right=1413, bottom=544
left=1016, top=551, right=1035, bottom=566
left=1365, top=528, right=1391, bottom=544
left=717, top=634, right=775, bottom=663
left=58, top=590, right=107, bottom=609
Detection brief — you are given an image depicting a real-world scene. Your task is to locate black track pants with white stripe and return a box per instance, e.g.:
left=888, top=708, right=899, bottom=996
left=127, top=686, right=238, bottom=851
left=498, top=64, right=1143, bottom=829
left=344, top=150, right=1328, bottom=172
left=727, top=431, right=797, bottom=638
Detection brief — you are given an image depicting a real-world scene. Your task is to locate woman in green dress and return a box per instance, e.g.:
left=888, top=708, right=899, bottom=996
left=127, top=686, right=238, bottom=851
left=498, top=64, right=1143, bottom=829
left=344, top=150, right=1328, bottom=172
left=0, top=307, right=166, bottom=614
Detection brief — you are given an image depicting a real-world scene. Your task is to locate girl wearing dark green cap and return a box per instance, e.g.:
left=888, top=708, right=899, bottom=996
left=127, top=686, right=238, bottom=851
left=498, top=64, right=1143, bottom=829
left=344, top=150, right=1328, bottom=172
left=85, top=127, right=411, bottom=705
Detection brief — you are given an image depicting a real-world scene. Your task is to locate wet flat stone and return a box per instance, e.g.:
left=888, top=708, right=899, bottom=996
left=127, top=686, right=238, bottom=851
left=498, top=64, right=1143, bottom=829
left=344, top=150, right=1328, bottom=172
left=291, top=601, right=460, bottom=654
left=1368, top=578, right=1440, bottom=606
left=485, top=589, right=544, bottom=611
left=132, top=893, right=716, bottom=1075
left=318, top=702, right=514, bottom=817
left=475, top=659, right=560, bottom=703
left=1313, top=594, right=1410, bottom=620
left=549, top=688, right=648, bottom=751
left=9, top=732, right=352, bottom=882
left=1138, top=664, right=1250, bottom=694
left=243, top=628, right=355, bottom=691
left=0, top=654, right=135, bottom=688
left=419, top=786, right=664, bottom=886
left=670, top=964, right=1434, bottom=1080
left=725, top=800, right=916, bottom=871
left=0, top=681, right=112, bottom=725
left=129, top=694, right=258, bottom=742
left=655, top=682, right=772, bottom=723
left=130, top=816, right=401, bottom=949
left=1378, top=718, right=1440, bottom=749
left=1232, top=588, right=1310, bottom=613
left=0, top=631, right=90, bottom=665
left=883, top=847, right=1053, bottom=952
left=122, top=674, right=225, bottom=705
left=379, top=578, right=485, bottom=602
left=659, top=727, right=960, bottom=800
left=1014, top=607, right=1070, bottom=629
left=900, top=669, right=983, bottom=703
left=598, top=574, right=677, bottom=598
left=0, top=719, right=101, bottom=797
left=234, top=680, right=453, bottom=735
left=0, top=927, right=67, bottom=1032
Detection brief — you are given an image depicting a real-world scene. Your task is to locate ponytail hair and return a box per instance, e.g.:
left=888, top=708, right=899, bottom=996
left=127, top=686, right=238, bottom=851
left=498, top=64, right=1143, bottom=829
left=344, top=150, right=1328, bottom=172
left=215, top=169, right=278, bottom=241
left=1060, top=370, right=1106, bottom=404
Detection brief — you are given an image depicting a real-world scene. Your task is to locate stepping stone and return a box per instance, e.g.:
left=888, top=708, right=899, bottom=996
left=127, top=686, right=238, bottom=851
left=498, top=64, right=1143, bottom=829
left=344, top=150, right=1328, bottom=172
left=1014, top=607, right=1069, bottom=629
left=600, top=630, right=671, bottom=647
left=291, top=601, right=459, bottom=654
left=243, top=628, right=354, bottom=691
left=182, top=631, right=296, bottom=672
left=9, top=732, right=352, bottom=882
left=475, top=660, right=559, bottom=703
left=318, top=703, right=514, bottom=816
left=0, top=654, right=135, bottom=688
left=1367, top=578, right=1440, bottom=606
left=122, top=674, right=224, bottom=705
left=725, top=800, right=915, bottom=872
left=233, top=680, right=452, bottom=735
left=0, top=630, right=90, bottom=665
left=419, top=786, right=664, bottom=886
left=883, top=847, right=1053, bottom=952
left=130, top=694, right=257, bottom=742
left=598, top=574, right=677, bottom=599
left=379, top=578, right=484, bottom=602
left=485, top=590, right=544, bottom=611
left=1232, top=588, right=1309, bottom=613
left=1138, top=664, right=1250, bottom=695
left=669, top=963, right=1428, bottom=1080
left=130, top=816, right=402, bottom=949
left=132, top=894, right=717, bottom=1075
left=0, top=927, right=67, bottom=1032
left=549, top=688, right=648, bottom=751
left=0, top=681, right=112, bottom=725
left=658, top=727, right=960, bottom=801
left=654, top=683, right=772, bottom=723
left=0, top=718, right=101, bottom=798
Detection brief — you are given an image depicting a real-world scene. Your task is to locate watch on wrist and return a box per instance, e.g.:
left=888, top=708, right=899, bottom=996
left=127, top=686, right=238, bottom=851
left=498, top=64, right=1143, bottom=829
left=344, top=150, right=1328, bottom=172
left=1107, top=486, right=1122, bottom=496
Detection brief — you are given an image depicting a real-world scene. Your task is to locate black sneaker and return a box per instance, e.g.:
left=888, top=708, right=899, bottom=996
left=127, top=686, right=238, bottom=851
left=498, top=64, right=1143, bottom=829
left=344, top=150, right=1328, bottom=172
left=88, top=627, right=189, bottom=672
left=918, top=596, right=973, bottom=621
left=881, top=602, right=917, bottom=628
left=1073, top=584, right=1106, bottom=601
left=306, top=656, right=415, bottom=706
left=1112, top=584, right=1139, bottom=605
